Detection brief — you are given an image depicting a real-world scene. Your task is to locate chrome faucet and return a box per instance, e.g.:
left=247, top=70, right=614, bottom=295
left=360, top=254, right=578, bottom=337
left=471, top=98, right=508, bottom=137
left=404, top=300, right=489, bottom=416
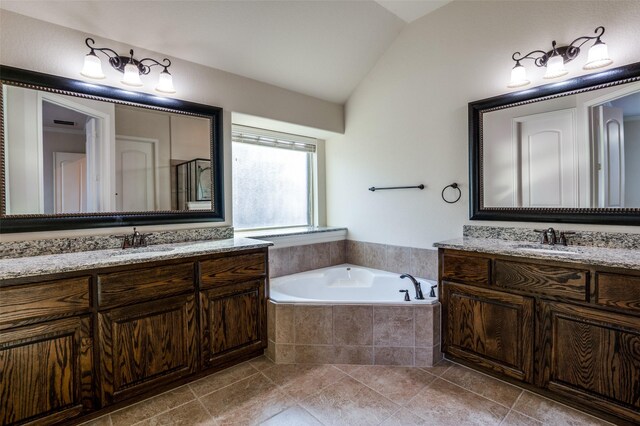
left=400, top=273, right=425, bottom=300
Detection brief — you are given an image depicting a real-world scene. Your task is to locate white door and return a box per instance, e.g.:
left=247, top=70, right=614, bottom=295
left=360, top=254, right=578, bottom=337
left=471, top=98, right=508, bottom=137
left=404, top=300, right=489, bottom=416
left=515, top=109, right=577, bottom=207
left=594, top=106, right=625, bottom=207
left=115, top=137, right=157, bottom=211
left=53, top=152, right=87, bottom=213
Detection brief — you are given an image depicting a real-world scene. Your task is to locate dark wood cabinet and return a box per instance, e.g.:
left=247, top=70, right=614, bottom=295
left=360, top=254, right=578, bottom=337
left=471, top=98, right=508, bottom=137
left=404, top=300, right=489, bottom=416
left=200, top=280, right=266, bottom=367
left=537, top=301, right=640, bottom=423
left=442, top=281, right=534, bottom=383
left=0, top=316, right=93, bottom=426
left=440, top=248, right=640, bottom=425
left=98, top=293, right=198, bottom=405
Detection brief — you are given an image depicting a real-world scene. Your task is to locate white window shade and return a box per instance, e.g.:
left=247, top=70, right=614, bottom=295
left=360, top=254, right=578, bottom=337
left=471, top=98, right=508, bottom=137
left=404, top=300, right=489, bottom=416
left=232, top=130, right=316, bottom=153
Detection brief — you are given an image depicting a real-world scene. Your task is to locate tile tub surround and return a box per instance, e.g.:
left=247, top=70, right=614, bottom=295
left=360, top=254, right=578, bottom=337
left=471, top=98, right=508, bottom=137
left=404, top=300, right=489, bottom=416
left=0, top=225, right=234, bottom=258
left=266, top=301, right=442, bottom=367
left=463, top=225, right=640, bottom=250
left=80, top=356, right=613, bottom=426
left=346, top=240, right=438, bottom=281
left=269, top=240, right=346, bottom=278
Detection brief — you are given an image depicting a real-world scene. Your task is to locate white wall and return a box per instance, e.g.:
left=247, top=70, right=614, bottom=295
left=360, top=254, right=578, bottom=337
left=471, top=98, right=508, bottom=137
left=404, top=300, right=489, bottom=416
left=625, top=118, right=640, bottom=207
left=326, top=0, right=640, bottom=248
left=0, top=10, right=343, bottom=241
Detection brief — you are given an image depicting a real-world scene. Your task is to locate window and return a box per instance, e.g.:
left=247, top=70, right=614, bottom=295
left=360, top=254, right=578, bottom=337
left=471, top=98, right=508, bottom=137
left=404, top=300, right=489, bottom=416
left=232, top=126, right=316, bottom=230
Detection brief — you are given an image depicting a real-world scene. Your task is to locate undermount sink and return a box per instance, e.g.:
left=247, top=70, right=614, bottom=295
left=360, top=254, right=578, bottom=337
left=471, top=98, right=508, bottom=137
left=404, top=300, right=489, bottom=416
left=514, top=245, right=582, bottom=255
left=110, top=246, right=176, bottom=256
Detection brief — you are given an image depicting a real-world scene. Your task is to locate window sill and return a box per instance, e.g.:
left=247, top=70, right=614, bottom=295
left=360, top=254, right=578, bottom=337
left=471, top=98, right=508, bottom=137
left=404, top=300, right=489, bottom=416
left=235, top=226, right=347, bottom=248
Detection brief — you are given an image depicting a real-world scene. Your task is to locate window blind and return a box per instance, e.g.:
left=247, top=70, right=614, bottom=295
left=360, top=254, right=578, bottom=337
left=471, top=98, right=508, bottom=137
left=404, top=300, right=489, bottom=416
left=232, top=130, right=316, bottom=153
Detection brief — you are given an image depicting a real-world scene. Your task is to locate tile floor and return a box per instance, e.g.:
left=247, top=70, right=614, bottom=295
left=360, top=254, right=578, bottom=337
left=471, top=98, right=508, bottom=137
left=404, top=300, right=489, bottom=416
left=82, top=357, right=613, bottom=426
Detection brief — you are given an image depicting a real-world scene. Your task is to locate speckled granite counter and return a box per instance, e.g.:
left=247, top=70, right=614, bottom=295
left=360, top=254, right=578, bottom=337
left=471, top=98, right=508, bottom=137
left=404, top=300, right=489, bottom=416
left=434, top=237, right=640, bottom=270
left=0, top=237, right=271, bottom=281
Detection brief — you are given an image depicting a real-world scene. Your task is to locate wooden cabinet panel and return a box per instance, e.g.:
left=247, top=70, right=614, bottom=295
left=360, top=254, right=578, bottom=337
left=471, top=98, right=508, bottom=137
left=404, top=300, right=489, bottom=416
left=442, top=281, right=534, bottom=382
left=537, top=301, right=640, bottom=423
left=0, top=316, right=93, bottom=426
left=98, top=294, right=197, bottom=405
left=200, top=279, right=266, bottom=367
left=495, top=260, right=587, bottom=301
left=595, top=272, right=640, bottom=312
left=98, top=262, right=194, bottom=309
left=200, top=252, right=266, bottom=289
left=0, top=277, right=90, bottom=330
left=441, top=253, right=490, bottom=285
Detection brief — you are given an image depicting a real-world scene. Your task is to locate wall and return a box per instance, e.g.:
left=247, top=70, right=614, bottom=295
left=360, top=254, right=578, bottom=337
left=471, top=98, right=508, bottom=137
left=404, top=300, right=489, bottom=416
left=0, top=10, right=343, bottom=241
left=326, top=0, right=640, bottom=249
left=625, top=118, right=640, bottom=206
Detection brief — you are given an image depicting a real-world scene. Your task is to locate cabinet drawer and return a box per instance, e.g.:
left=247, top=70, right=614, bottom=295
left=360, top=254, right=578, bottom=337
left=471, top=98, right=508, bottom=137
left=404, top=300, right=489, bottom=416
left=98, top=263, right=194, bottom=309
left=200, top=252, right=266, bottom=288
left=595, top=273, right=640, bottom=312
left=495, top=260, right=587, bottom=301
left=0, top=277, right=90, bottom=329
left=441, top=253, right=491, bottom=285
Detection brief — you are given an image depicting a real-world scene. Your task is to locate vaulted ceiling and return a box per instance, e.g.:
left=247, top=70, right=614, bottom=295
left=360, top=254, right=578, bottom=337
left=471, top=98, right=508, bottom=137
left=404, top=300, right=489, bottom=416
left=0, top=1, right=451, bottom=103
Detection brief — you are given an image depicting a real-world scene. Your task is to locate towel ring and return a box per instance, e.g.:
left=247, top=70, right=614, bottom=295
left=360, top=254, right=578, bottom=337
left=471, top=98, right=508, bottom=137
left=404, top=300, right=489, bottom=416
left=441, top=183, right=461, bottom=204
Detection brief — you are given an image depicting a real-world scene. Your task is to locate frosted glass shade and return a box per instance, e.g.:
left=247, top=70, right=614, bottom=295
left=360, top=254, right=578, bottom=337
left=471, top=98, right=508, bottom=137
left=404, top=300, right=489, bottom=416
left=121, top=63, right=143, bottom=87
left=508, top=63, right=530, bottom=88
left=80, top=53, right=105, bottom=79
left=544, top=55, right=568, bottom=79
left=155, top=70, right=176, bottom=93
left=584, top=41, right=613, bottom=70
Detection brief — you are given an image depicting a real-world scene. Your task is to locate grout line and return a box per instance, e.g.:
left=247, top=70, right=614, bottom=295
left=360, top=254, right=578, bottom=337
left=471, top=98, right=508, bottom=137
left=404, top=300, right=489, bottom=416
left=195, top=396, right=218, bottom=425
left=510, top=390, right=616, bottom=425
left=193, top=369, right=261, bottom=399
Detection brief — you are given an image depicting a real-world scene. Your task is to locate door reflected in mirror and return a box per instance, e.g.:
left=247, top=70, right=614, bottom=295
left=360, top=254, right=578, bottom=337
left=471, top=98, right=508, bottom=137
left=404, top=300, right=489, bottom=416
left=482, top=81, right=640, bottom=209
left=3, top=86, right=212, bottom=215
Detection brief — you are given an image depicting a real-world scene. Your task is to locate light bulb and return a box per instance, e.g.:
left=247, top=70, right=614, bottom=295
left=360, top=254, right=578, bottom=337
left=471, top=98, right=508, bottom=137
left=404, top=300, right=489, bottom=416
left=121, top=62, right=143, bottom=87
left=508, top=62, right=530, bottom=88
left=155, top=69, right=176, bottom=93
left=584, top=40, right=613, bottom=70
left=544, top=54, right=568, bottom=79
left=80, top=52, right=105, bottom=79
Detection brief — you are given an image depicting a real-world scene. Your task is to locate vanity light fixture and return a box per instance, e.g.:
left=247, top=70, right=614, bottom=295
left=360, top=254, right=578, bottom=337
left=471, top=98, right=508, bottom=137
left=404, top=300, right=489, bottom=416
left=508, top=26, right=613, bottom=88
left=80, top=38, right=176, bottom=93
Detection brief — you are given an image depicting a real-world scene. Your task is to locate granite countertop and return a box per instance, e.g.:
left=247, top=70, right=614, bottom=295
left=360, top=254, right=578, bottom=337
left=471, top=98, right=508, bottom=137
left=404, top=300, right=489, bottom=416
left=0, top=237, right=272, bottom=281
left=434, top=237, right=640, bottom=270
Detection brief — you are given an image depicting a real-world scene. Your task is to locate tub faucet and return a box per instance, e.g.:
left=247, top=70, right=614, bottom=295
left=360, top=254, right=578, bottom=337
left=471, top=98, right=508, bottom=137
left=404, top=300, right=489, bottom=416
left=400, top=273, right=425, bottom=300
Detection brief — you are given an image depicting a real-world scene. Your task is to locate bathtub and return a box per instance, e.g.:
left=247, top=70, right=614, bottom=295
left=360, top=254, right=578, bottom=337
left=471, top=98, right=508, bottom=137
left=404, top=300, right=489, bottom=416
left=269, top=264, right=438, bottom=304
left=267, top=264, right=442, bottom=367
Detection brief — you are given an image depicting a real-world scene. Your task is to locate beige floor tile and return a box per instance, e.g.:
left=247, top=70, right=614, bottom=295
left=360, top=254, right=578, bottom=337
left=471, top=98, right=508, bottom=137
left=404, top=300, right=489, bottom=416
left=78, top=415, right=112, bottom=426
left=199, top=374, right=295, bottom=425
left=260, top=405, right=323, bottom=425
left=189, top=362, right=258, bottom=397
left=512, top=391, right=613, bottom=426
left=418, top=358, right=452, bottom=376
left=260, top=364, right=346, bottom=401
left=379, top=409, right=428, bottom=425
left=407, top=378, right=509, bottom=425
left=301, top=376, right=399, bottom=425
left=110, top=386, right=195, bottom=426
left=501, top=410, right=543, bottom=426
left=140, top=400, right=215, bottom=426
left=348, top=366, right=436, bottom=405
left=441, top=364, right=522, bottom=408
left=333, top=364, right=363, bottom=375
left=249, top=355, right=276, bottom=372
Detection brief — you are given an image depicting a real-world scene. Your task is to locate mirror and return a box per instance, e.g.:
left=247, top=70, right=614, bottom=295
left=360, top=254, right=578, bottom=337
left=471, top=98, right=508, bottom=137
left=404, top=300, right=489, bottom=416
left=1, top=66, right=224, bottom=233
left=470, top=61, right=640, bottom=225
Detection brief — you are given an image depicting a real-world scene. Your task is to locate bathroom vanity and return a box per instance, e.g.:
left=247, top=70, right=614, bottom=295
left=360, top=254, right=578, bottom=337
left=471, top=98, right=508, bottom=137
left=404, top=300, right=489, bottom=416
left=0, top=239, right=269, bottom=426
left=435, top=238, right=640, bottom=425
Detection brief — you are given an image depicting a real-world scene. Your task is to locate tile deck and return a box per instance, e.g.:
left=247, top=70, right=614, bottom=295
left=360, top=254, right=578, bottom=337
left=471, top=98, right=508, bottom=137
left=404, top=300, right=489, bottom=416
left=81, top=356, right=613, bottom=426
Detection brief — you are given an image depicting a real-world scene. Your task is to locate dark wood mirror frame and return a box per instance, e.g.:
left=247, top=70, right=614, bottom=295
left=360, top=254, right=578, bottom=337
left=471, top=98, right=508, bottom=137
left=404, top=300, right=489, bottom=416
left=0, top=65, right=224, bottom=233
left=469, top=61, right=640, bottom=225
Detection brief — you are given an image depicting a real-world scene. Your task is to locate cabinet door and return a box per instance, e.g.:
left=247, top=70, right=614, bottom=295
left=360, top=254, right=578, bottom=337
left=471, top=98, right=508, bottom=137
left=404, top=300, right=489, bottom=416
left=537, top=301, right=640, bottom=423
left=200, top=279, right=266, bottom=368
left=0, top=316, right=93, bottom=426
left=442, top=281, right=534, bottom=383
left=98, top=294, right=197, bottom=405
